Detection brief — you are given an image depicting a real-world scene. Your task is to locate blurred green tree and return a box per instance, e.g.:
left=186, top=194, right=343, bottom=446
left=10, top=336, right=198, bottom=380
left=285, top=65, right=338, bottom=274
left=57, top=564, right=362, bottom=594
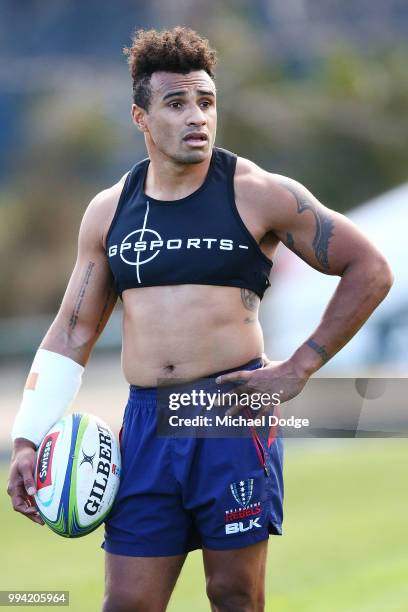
left=1, top=13, right=407, bottom=317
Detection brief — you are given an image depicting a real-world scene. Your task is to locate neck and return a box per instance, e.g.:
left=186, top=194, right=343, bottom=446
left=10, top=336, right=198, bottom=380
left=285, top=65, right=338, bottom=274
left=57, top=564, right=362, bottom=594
left=144, top=147, right=212, bottom=201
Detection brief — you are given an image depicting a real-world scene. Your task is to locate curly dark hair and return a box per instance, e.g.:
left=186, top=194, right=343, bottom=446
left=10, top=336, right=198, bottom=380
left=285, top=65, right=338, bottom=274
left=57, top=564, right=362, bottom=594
left=123, top=27, right=217, bottom=111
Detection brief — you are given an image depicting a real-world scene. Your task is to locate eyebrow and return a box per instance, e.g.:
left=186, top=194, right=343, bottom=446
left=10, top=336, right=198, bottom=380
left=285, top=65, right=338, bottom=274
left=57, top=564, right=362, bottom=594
left=162, top=89, right=216, bottom=101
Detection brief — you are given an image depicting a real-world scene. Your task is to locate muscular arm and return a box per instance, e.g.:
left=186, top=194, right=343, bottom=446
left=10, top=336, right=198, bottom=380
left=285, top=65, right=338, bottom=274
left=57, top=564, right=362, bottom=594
left=40, top=190, right=119, bottom=365
left=216, top=166, right=394, bottom=410
left=8, top=186, right=121, bottom=523
left=267, top=174, right=394, bottom=374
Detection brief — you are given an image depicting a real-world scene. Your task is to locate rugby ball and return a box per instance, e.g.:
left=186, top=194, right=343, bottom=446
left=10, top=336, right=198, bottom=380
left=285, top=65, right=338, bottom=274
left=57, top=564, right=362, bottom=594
left=34, top=413, right=121, bottom=538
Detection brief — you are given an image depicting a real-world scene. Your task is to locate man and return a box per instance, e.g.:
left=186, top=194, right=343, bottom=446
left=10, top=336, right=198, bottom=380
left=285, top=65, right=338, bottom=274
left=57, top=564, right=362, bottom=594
left=8, top=27, right=393, bottom=612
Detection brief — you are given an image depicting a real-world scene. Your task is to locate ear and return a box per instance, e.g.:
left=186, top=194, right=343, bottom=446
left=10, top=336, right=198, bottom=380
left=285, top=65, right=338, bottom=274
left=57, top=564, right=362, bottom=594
left=131, top=104, right=148, bottom=132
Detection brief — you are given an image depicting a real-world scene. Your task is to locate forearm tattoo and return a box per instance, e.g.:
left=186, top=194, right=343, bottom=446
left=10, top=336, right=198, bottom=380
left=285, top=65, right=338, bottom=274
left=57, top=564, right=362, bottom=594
left=306, top=339, right=329, bottom=363
left=281, top=182, right=334, bottom=270
left=95, top=284, right=115, bottom=333
left=69, top=261, right=95, bottom=330
left=240, top=288, right=258, bottom=312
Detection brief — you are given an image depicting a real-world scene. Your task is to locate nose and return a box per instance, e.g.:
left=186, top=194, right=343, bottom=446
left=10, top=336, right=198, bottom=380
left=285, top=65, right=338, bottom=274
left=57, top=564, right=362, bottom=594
left=186, top=104, right=207, bottom=126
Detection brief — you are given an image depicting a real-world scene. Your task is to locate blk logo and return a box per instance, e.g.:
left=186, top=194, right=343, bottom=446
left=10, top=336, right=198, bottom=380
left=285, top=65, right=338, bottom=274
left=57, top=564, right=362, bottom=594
left=225, top=518, right=262, bottom=534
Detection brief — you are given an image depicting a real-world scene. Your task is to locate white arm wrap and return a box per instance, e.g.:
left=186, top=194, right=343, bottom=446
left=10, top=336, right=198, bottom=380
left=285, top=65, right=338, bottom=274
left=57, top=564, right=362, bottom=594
left=11, top=349, right=84, bottom=447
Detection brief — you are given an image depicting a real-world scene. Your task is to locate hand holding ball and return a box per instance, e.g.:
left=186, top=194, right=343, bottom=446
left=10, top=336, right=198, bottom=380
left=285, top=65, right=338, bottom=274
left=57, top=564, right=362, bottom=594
left=34, top=414, right=121, bottom=538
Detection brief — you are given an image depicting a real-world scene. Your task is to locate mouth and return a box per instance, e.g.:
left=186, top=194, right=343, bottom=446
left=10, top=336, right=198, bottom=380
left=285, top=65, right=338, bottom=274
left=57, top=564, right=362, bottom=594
left=183, top=132, right=208, bottom=146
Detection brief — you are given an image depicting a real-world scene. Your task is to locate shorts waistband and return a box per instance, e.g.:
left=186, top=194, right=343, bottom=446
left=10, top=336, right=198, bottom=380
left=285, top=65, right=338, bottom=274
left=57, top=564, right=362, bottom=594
left=129, top=357, right=263, bottom=401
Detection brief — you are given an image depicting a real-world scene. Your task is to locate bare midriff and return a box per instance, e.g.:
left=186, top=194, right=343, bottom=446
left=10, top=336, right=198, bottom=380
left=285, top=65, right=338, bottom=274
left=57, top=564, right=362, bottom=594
left=121, top=284, right=264, bottom=386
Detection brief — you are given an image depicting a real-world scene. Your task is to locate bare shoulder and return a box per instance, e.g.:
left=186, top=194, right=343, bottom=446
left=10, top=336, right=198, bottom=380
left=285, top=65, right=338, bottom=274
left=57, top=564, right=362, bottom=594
left=235, top=154, right=297, bottom=187
left=234, top=155, right=301, bottom=229
left=80, top=173, right=128, bottom=250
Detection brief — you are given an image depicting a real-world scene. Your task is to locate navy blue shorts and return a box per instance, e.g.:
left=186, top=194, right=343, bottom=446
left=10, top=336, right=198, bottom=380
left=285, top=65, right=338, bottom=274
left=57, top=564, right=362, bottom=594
left=102, top=358, right=284, bottom=557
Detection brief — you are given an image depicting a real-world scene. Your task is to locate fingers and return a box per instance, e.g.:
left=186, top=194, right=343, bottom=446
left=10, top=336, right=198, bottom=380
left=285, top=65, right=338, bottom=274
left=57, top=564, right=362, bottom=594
left=213, top=384, right=251, bottom=411
left=10, top=489, right=44, bottom=525
left=225, top=402, right=247, bottom=417
left=19, top=460, right=36, bottom=497
left=7, top=457, right=44, bottom=525
left=29, top=512, right=45, bottom=526
left=214, top=371, right=277, bottom=416
left=215, top=370, right=252, bottom=385
left=23, top=510, right=45, bottom=526
left=16, top=503, right=44, bottom=525
left=214, top=370, right=252, bottom=409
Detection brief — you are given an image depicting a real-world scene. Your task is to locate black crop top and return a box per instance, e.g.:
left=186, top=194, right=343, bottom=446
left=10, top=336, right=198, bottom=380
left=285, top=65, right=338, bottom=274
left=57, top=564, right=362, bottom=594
left=106, top=147, right=272, bottom=299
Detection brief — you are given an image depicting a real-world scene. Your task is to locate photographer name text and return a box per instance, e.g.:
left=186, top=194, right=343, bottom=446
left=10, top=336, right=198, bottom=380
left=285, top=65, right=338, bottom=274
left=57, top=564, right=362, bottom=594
left=168, top=414, right=310, bottom=429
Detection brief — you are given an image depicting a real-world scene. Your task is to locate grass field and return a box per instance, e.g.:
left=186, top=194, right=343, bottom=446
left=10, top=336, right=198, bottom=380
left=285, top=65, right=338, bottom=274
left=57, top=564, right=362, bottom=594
left=1, top=439, right=407, bottom=611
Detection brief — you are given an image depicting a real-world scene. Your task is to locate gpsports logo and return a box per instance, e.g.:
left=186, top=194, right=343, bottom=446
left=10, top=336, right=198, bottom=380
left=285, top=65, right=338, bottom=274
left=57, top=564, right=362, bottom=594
left=36, top=432, right=59, bottom=490
left=107, top=201, right=249, bottom=284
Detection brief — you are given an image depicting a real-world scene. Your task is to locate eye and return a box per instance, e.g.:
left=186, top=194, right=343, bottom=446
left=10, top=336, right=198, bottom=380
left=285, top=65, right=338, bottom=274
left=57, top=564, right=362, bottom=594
left=168, top=101, right=182, bottom=109
left=200, top=100, right=213, bottom=109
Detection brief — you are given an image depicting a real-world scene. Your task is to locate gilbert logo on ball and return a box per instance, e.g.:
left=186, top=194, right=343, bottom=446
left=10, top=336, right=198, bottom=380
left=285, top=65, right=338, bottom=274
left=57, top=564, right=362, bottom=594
left=34, top=414, right=121, bottom=538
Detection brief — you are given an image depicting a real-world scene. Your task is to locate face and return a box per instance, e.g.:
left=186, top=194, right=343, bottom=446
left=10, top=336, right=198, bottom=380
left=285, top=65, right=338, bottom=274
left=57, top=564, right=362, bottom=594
left=132, top=70, right=217, bottom=164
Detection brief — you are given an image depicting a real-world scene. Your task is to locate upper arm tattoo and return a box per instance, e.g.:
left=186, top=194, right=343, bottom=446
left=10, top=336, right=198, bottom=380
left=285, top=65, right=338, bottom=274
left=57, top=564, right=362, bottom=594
left=285, top=232, right=302, bottom=259
left=280, top=182, right=334, bottom=270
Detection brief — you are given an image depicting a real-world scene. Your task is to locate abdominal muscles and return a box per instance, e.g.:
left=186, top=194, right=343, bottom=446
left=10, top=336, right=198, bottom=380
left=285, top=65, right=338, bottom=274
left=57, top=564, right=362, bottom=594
left=121, top=284, right=264, bottom=386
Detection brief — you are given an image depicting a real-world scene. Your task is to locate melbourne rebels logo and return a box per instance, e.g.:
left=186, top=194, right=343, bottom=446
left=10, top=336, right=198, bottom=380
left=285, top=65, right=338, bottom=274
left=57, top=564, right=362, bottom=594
left=108, top=201, right=250, bottom=284
left=225, top=479, right=262, bottom=534
left=230, top=479, right=254, bottom=508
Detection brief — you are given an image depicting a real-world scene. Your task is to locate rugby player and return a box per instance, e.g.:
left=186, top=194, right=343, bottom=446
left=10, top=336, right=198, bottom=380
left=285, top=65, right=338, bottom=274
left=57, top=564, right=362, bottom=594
left=8, top=27, right=393, bottom=612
